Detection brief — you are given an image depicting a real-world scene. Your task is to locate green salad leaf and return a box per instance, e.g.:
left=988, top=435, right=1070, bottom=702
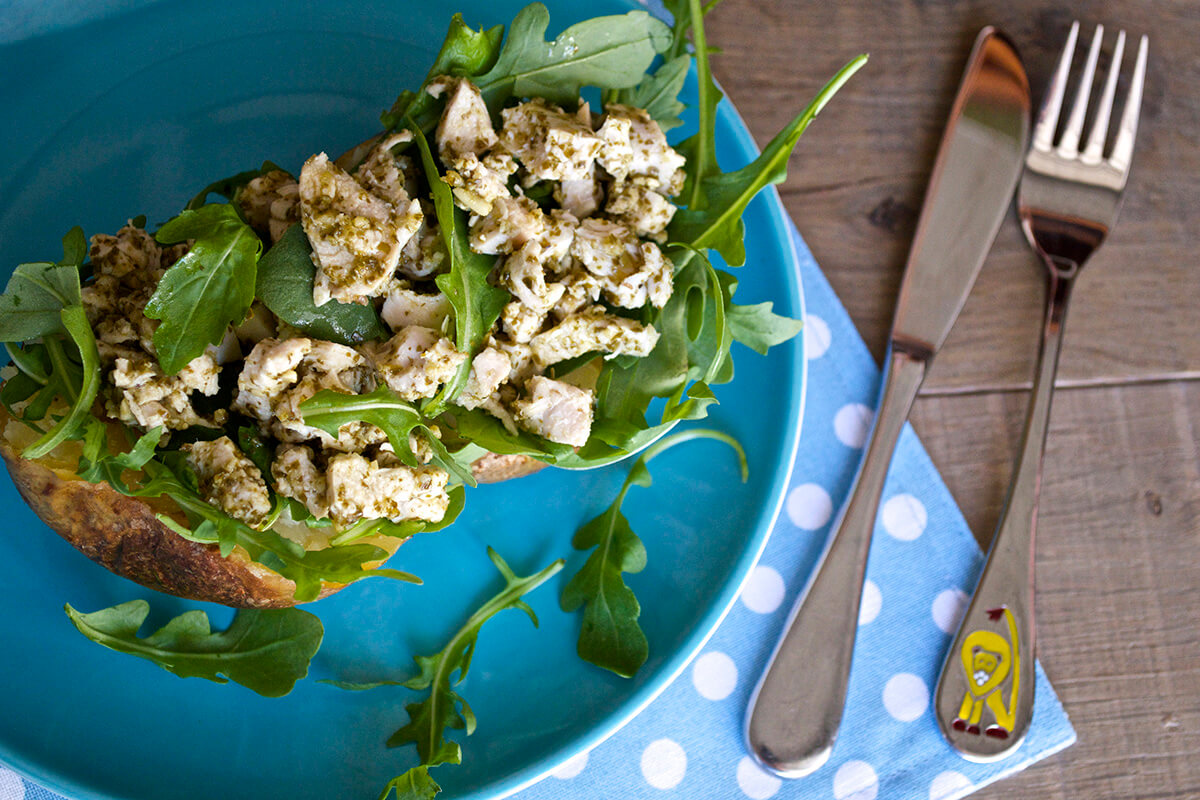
left=475, top=4, right=671, bottom=110
left=146, top=204, right=261, bottom=374
left=561, top=429, right=746, bottom=677
left=377, top=766, right=442, bottom=800
left=65, top=599, right=322, bottom=697
left=410, top=124, right=508, bottom=413
left=616, top=54, right=690, bottom=131
left=381, top=15, right=504, bottom=132
left=299, top=387, right=476, bottom=487
left=185, top=161, right=288, bottom=211
left=0, top=226, right=101, bottom=458
left=255, top=223, right=389, bottom=345
left=0, top=261, right=84, bottom=342
left=669, top=52, right=869, bottom=266
left=385, top=549, right=563, bottom=766
left=75, top=423, right=164, bottom=492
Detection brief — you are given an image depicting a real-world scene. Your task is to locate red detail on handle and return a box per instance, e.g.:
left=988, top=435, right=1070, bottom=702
left=986, top=606, right=1007, bottom=621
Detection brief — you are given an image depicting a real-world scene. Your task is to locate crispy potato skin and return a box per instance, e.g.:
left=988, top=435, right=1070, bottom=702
left=0, top=435, right=353, bottom=608
left=0, top=403, right=541, bottom=607
left=469, top=452, right=547, bottom=484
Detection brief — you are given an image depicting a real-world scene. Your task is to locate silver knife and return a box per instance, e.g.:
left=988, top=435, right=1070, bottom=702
left=745, top=28, right=1031, bottom=778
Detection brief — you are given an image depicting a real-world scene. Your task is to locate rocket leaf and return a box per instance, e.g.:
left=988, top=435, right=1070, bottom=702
left=254, top=223, right=388, bottom=345
left=668, top=53, right=868, bottom=265
left=65, top=599, right=323, bottom=697
left=475, top=4, right=671, bottom=110
left=561, top=429, right=746, bottom=677
left=146, top=204, right=261, bottom=374
left=384, top=549, right=563, bottom=766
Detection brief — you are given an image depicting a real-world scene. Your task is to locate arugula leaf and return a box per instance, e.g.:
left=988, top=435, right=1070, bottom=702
left=669, top=53, right=868, bottom=265
left=561, top=429, right=746, bottom=677
left=385, top=548, right=563, bottom=766
left=0, top=262, right=84, bottom=342
left=672, top=0, right=723, bottom=206
left=299, top=387, right=476, bottom=487
left=381, top=15, right=504, bottom=132
left=616, top=54, right=690, bottom=131
left=449, top=408, right=571, bottom=461
left=146, top=204, right=261, bottom=374
left=255, top=223, right=388, bottom=345
left=186, top=161, right=287, bottom=210
left=727, top=299, right=804, bottom=354
left=410, top=124, right=508, bottom=412
left=75, top=423, right=164, bottom=492
left=377, top=766, right=442, bottom=800
left=65, top=599, right=322, bottom=697
left=20, top=306, right=102, bottom=460
left=475, top=4, right=671, bottom=110
left=58, top=226, right=88, bottom=269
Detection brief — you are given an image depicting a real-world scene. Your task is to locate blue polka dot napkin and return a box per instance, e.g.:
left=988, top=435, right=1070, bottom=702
left=0, top=215, right=1076, bottom=800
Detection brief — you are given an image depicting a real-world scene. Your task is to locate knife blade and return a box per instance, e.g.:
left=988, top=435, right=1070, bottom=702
left=745, top=28, right=1030, bottom=778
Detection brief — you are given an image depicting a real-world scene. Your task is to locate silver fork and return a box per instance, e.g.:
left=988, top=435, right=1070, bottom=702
left=934, top=21, right=1148, bottom=761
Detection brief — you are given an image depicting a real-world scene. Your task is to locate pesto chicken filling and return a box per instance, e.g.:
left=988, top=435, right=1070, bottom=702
left=78, top=80, right=686, bottom=535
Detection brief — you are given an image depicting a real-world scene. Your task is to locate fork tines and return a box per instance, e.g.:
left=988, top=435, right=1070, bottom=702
left=1031, top=21, right=1149, bottom=175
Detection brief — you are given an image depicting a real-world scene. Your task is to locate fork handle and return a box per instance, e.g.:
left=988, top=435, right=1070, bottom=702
left=934, top=270, right=1073, bottom=761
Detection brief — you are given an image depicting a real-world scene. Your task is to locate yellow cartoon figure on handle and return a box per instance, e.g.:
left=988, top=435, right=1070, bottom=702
left=951, top=606, right=1020, bottom=739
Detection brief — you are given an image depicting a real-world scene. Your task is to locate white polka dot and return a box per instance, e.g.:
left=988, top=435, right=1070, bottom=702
left=834, top=403, right=873, bottom=448
left=929, top=770, right=974, bottom=800
left=833, top=760, right=879, bottom=800
left=932, top=588, right=969, bottom=634
left=0, top=768, right=25, bottom=800
left=786, top=483, right=834, bottom=530
left=736, top=755, right=782, bottom=799
left=804, top=314, right=832, bottom=359
left=692, top=651, right=738, bottom=701
left=881, top=493, right=927, bottom=541
left=551, top=751, right=589, bottom=779
left=858, top=579, right=882, bottom=626
left=741, top=566, right=785, bottom=614
left=641, top=738, right=687, bottom=790
left=883, top=672, right=930, bottom=722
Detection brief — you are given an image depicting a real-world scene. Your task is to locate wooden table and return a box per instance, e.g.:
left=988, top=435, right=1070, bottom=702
left=708, top=2, right=1200, bottom=797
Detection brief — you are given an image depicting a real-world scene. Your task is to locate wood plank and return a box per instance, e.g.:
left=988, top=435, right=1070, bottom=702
left=909, top=380, right=1200, bottom=799
left=707, top=0, right=1200, bottom=393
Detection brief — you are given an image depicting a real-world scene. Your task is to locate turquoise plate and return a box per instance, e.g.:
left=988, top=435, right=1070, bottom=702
left=0, top=1, right=805, bottom=798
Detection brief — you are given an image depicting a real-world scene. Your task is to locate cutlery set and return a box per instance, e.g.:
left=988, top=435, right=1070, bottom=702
left=747, top=20, right=1147, bottom=774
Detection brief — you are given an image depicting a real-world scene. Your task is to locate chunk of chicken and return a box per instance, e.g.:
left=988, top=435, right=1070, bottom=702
left=598, top=104, right=686, bottom=194
left=366, top=326, right=467, bottom=401
left=499, top=99, right=603, bottom=181
left=444, top=152, right=518, bottom=216
left=530, top=310, right=660, bottom=367
left=299, top=152, right=422, bottom=305
left=185, top=436, right=272, bottom=528
left=381, top=286, right=452, bottom=332
left=605, top=179, right=677, bottom=239
left=570, top=219, right=673, bottom=308
left=455, top=347, right=512, bottom=410
left=234, top=337, right=382, bottom=450
left=272, top=444, right=329, bottom=520
left=238, top=170, right=301, bottom=244
left=433, top=78, right=499, bottom=161
left=325, top=452, right=451, bottom=528
left=513, top=376, right=594, bottom=447
left=108, top=351, right=222, bottom=431
left=469, top=195, right=546, bottom=255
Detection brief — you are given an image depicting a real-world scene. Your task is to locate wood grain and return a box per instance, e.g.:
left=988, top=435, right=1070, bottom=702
left=708, top=0, right=1200, bottom=393
left=706, top=2, right=1200, bottom=798
left=910, top=382, right=1200, bottom=799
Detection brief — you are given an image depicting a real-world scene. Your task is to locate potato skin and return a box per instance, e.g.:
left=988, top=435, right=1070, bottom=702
left=0, top=436, right=357, bottom=608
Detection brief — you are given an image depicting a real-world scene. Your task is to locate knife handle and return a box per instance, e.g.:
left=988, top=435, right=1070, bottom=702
left=746, top=347, right=926, bottom=777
